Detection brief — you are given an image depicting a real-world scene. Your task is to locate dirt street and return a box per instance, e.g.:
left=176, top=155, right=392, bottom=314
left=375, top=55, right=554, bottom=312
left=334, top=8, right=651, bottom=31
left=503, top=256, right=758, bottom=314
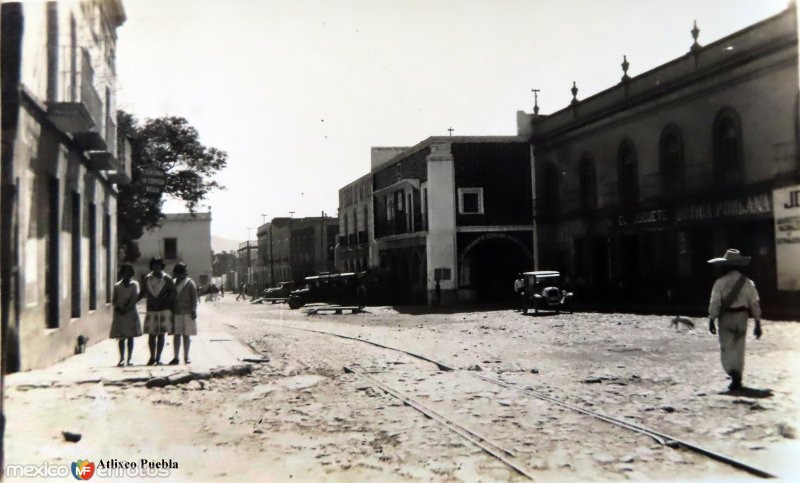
left=5, top=297, right=799, bottom=482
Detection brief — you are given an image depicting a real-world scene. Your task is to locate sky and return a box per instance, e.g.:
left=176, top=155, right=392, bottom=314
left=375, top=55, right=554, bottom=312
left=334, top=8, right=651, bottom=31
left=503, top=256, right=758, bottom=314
left=115, top=0, right=791, bottom=243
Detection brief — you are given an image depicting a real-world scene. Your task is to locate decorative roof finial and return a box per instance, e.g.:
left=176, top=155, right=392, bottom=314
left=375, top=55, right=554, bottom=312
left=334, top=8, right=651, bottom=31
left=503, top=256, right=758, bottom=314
left=532, top=88, right=540, bottom=116
left=690, top=20, right=701, bottom=52
left=570, top=81, right=579, bottom=106
left=621, top=55, right=630, bottom=82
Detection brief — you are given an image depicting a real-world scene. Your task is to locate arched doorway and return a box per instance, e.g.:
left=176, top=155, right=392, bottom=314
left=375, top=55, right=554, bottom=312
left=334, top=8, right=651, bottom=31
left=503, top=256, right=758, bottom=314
left=459, top=235, right=532, bottom=302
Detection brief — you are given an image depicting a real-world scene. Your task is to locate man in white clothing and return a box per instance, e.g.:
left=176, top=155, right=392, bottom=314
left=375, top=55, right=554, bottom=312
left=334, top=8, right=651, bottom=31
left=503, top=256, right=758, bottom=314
left=707, top=249, right=763, bottom=391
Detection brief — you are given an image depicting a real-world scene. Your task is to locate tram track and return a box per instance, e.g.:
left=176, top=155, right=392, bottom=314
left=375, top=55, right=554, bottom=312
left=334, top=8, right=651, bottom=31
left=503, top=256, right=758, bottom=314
left=258, top=323, right=777, bottom=479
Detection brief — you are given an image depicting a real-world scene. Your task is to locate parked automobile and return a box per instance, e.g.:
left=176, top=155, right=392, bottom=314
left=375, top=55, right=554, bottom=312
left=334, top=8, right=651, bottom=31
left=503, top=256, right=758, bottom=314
left=288, top=273, right=360, bottom=309
left=262, top=281, right=295, bottom=301
left=521, top=271, right=573, bottom=315
left=287, top=269, right=393, bottom=309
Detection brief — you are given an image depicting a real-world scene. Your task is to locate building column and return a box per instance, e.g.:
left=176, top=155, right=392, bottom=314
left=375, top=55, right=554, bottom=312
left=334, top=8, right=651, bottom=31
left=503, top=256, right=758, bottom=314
left=425, top=142, right=457, bottom=304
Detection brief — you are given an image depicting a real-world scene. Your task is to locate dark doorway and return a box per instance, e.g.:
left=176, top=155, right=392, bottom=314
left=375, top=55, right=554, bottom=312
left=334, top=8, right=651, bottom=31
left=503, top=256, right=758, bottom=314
left=591, top=237, right=609, bottom=298
left=46, top=177, right=60, bottom=327
left=620, top=234, right=640, bottom=298
left=71, top=191, right=80, bottom=318
left=689, top=227, right=715, bottom=305
left=462, top=237, right=531, bottom=302
left=88, top=202, right=97, bottom=310
left=104, top=213, right=111, bottom=303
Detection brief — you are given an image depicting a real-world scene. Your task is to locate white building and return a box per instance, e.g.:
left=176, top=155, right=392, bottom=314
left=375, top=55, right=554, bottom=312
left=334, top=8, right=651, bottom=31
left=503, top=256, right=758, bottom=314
left=134, top=212, right=213, bottom=287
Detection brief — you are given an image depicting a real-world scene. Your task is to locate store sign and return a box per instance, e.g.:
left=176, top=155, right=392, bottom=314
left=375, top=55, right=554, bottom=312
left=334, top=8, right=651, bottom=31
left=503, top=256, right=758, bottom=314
left=773, top=185, right=800, bottom=291
left=140, top=167, right=166, bottom=196
left=674, top=193, right=771, bottom=222
left=616, top=193, right=772, bottom=227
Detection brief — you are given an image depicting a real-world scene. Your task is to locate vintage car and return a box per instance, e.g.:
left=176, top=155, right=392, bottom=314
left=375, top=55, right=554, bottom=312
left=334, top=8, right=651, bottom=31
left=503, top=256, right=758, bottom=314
left=261, top=281, right=295, bottom=301
left=287, top=272, right=360, bottom=309
left=521, top=270, right=574, bottom=315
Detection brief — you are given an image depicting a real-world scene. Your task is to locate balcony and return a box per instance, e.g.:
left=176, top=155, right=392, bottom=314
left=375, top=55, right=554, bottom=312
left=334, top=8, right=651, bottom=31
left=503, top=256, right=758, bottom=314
left=106, top=136, right=132, bottom=185
left=47, top=47, right=107, bottom=151
left=338, top=235, right=348, bottom=247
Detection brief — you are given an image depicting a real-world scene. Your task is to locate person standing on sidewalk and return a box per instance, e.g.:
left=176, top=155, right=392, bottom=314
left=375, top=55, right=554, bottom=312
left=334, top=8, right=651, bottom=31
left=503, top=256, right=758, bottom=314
left=169, top=263, right=198, bottom=365
left=110, top=264, right=142, bottom=367
left=707, top=249, right=763, bottom=391
left=141, top=257, right=176, bottom=366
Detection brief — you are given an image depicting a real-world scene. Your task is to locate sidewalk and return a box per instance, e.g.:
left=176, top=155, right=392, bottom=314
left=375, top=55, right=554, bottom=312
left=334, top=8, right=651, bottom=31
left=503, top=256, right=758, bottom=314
left=6, top=304, right=258, bottom=388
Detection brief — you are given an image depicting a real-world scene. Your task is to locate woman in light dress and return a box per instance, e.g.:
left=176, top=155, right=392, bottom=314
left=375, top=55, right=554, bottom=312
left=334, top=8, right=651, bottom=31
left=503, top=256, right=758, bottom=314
left=169, top=262, right=198, bottom=364
left=110, top=264, right=142, bottom=366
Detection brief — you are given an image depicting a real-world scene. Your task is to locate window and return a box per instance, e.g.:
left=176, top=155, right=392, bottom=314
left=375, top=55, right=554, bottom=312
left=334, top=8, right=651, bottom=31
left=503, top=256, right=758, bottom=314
left=660, top=125, right=684, bottom=194
left=579, top=155, right=597, bottom=214
left=617, top=140, right=639, bottom=207
left=458, top=188, right=484, bottom=215
left=713, top=107, right=743, bottom=186
left=164, top=238, right=178, bottom=260
left=434, top=267, right=451, bottom=281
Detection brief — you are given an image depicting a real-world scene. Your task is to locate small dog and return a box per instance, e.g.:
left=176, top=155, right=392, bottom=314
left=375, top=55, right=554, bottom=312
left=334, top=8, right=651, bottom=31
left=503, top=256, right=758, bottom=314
left=671, top=316, right=695, bottom=331
left=74, top=335, right=89, bottom=354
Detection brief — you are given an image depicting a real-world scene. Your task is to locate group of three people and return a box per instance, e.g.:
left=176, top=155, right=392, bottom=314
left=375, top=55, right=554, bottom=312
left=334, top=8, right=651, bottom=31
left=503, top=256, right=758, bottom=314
left=110, top=257, right=199, bottom=367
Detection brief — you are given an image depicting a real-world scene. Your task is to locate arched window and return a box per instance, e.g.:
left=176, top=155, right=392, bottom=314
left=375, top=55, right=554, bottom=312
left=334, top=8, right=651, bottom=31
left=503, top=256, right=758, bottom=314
left=713, top=107, right=743, bottom=186
left=540, top=162, right=560, bottom=220
left=579, top=155, right=597, bottom=214
left=660, top=125, right=684, bottom=194
left=617, top=140, right=639, bottom=207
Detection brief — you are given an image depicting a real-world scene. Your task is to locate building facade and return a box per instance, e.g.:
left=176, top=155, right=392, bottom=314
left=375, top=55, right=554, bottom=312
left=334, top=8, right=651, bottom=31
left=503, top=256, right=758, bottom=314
left=134, top=212, right=213, bottom=287
left=528, top=6, right=799, bottom=316
left=256, top=216, right=338, bottom=288
left=1, top=0, right=127, bottom=371
left=336, top=173, right=373, bottom=272
left=236, top=240, right=258, bottom=294
left=371, top=137, right=533, bottom=305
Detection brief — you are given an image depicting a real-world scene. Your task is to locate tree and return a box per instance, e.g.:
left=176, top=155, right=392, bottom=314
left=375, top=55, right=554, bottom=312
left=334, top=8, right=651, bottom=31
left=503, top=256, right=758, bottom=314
left=117, top=111, right=227, bottom=262
left=212, top=251, right=238, bottom=277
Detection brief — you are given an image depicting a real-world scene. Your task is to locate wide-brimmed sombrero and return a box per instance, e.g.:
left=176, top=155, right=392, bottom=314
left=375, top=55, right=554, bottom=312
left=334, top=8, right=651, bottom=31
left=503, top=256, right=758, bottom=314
left=707, top=248, right=751, bottom=266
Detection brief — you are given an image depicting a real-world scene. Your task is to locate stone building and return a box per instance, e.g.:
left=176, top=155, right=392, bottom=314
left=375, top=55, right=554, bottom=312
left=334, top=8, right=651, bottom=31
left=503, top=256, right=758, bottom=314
left=1, top=0, right=127, bottom=370
left=256, top=216, right=338, bottom=287
left=371, top=136, right=533, bottom=305
left=527, top=6, right=799, bottom=316
left=134, top=212, right=213, bottom=287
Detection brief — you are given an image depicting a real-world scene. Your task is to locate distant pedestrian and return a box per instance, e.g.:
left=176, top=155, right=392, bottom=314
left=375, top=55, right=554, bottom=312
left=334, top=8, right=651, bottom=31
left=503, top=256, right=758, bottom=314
left=220, top=284, right=225, bottom=297
left=236, top=282, right=247, bottom=301
left=110, top=264, right=142, bottom=367
left=514, top=273, right=526, bottom=312
left=169, top=263, right=198, bottom=365
left=210, top=283, right=220, bottom=301
left=707, top=249, right=763, bottom=392
left=141, top=257, right=177, bottom=366
left=434, top=279, right=442, bottom=305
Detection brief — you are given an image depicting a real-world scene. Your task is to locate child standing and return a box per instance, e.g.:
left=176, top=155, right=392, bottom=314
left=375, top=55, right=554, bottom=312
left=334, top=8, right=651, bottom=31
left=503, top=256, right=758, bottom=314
left=141, top=257, right=176, bottom=366
left=169, top=262, right=198, bottom=364
left=110, top=264, right=142, bottom=366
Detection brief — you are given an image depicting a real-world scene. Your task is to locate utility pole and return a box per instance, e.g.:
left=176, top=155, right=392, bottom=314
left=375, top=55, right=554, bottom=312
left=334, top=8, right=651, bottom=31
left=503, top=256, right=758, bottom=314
left=447, top=127, right=454, bottom=136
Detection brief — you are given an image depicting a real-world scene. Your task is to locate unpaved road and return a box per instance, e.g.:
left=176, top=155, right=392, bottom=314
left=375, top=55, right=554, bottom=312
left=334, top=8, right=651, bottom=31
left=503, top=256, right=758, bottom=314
left=5, top=297, right=799, bottom=481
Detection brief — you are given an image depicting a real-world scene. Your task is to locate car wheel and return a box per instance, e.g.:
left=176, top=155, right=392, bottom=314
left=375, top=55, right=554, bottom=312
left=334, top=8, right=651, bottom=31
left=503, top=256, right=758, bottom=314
left=288, top=298, right=302, bottom=310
